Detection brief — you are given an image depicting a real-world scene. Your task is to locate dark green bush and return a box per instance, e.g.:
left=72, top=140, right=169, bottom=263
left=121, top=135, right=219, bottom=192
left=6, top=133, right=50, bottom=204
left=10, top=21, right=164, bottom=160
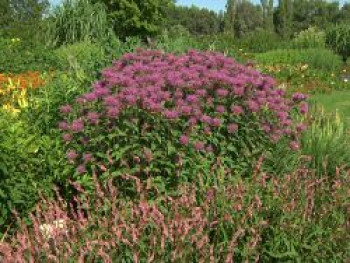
left=0, top=111, right=60, bottom=237
left=0, top=38, right=58, bottom=74
left=235, top=29, right=287, bottom=53
left=326, top=23, right=350, bottom=63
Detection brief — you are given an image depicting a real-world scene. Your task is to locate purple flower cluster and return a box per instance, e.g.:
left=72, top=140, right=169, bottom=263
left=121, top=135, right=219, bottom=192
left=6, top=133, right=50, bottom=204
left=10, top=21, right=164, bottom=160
left=60, top=49, right=308, bottom=168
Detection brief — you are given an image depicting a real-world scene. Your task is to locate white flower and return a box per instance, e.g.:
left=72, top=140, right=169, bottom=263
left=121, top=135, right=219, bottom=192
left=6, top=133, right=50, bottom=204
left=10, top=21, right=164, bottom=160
left=39, top=219, right=67, bottom=240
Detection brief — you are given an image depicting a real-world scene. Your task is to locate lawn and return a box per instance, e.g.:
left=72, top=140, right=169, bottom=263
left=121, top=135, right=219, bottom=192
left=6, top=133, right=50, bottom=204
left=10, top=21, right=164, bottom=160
left=312, top=90, right=350, bottom=126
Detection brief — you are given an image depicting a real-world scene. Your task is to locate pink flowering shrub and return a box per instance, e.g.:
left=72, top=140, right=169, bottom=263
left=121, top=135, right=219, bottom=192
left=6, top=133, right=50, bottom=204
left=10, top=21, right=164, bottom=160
left=1, top=161, right=348, bottom=262
left=59, top=49, right=308, bottom=188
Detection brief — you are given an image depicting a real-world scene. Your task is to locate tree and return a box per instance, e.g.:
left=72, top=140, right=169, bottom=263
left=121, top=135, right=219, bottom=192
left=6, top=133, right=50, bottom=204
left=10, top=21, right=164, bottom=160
left=224, top=0, right=237, bottom=36
left=234, top=1, right=263, bottom=37
left=92, top=0, right=174, bottom=39
left=338, top=3, right=350, bottom=24
left=261, top=0, right=274, bottom=31
left=165, top=5, right=221, bottom=35
left=275, top=0, right=293, bottom=38
left=0, top=0, right=49, bottom=40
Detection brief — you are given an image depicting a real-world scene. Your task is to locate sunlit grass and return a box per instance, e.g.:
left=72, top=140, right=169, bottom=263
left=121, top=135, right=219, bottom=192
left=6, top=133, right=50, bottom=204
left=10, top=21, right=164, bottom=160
left=311, top=90, right=350, bottom=126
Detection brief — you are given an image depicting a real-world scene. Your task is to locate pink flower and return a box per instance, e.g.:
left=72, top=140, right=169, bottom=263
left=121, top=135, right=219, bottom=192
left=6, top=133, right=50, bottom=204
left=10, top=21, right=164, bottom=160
left=227, top=123, right=238, bottom=134
left=216, top=89, right=229, bottom=98
left=71, top=119, right=84, bottom=133
left=179, top=135, right=190, bottom=145
left=289, top=141, right=300, bottom=151
left=194, top=141, right=204, bottom=151
left=211, top=118, right=222, bottom=127
left=60, top=104, right=72, bottom=114
left=58, top=121, right=69, bottom=131
left=216, top=105, right=226, bottom=114
left=67, top=150, right=78, bottom=161
left=299, top=102, right=309, bottom=115
left=231, top=105, right=243, bottom=115
left=62, top=133, right=73, bottom=142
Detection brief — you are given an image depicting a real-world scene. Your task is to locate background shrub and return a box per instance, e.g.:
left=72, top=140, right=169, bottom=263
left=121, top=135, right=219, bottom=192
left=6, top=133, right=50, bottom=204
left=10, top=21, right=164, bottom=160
left=291, top=26, right=326, bottom=49
left=0, top=38, right=57, bottom=74
left=234, top=29, right=287, bottom=53
left=55, top=41, right=105, bottom=79
left=156, top=25, right=199, bottom=54
left=254, top=48, right=342, bottom=72
left=326, top=23, right=350, bottom=63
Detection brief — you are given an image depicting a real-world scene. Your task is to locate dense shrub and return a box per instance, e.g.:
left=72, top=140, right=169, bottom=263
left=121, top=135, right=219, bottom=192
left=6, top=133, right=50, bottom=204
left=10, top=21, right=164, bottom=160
left=0, top=38, right=57, bottom=74
left=0, top=111, right=57, bottom=236
left=59, top=50, right=307, bottom=192
left=291, top=26, right=326, bottom=49
left=254, top=48, right=342, bottom=72
left=55, top=41, right=105, bottom=79
left=1, top=163, right=348, bottom=261
left=326, top=23, right=350, bottom=63
left=235, top=29, right=287, bottom=53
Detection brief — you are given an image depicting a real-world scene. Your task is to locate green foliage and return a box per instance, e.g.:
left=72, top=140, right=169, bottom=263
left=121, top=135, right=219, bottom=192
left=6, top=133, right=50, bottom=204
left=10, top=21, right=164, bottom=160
left=100, top=34, right=143, bottom=64
left=25, top=72, right=92, bottom=133
left=291, top=0, right=340, bottom=33
left=326, top=23, right=350, bottom=63
left=156, top=26, right=199, bottom=53
left=301, top=107, right=350, bottom=176
left=46, top=0, right=111, bottom=47
left=0, top=0, right=49, bottom=42
left=0, top=37, right=57, bottom=74
left=55, top=41, right=105, bottom=79
left=165, top=5, right=222, bottom=35
left=339, top=3, right=350, bottom=24
left=234, top=1, right=264, bottom=38
left=254, top=48, right=342, bottom=72
left=224, top=0, right=236, bottom=36
left=291, top=26, right=326, bottom=49
left=93, top=0, right=173, bottom=39
left=0, top=111, right=57, bottom=236
left=0, top=71, right=91, bottom=237
left=235, top=29, right=286, bottom=53
left=275, top=0, right=293, bottom=38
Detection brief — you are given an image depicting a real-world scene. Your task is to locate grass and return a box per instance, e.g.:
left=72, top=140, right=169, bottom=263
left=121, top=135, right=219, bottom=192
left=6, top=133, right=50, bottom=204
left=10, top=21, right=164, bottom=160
left=311, top=90, right=350, bottom=126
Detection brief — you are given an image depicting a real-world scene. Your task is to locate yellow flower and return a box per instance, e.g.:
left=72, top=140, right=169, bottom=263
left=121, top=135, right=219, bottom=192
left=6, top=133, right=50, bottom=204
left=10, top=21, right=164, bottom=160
left=2, top=103, right=20, bottom=114
left=300, top=64, right=309, bottom=71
